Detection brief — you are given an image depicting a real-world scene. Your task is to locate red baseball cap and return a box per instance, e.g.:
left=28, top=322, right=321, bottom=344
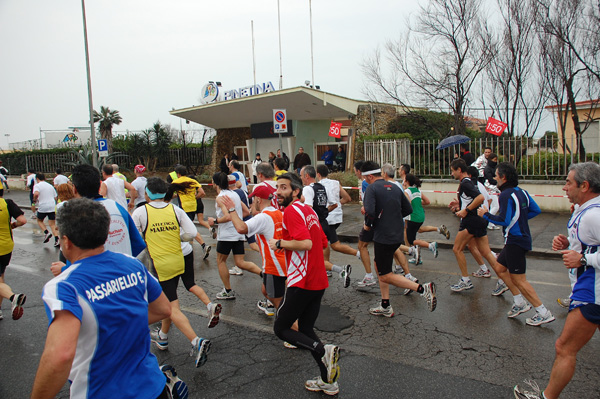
left=249, top=184, right=275, bottom=199
left=134, top=164, right=146, bottom=173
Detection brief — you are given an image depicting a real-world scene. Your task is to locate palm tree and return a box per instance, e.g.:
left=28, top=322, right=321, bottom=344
left=93, top=106, right=122, bottom=154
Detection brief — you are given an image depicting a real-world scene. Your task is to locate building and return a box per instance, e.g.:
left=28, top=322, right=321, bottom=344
left=170, top=85, right=419, bottom=175
left=545, top=99, right=600, bottom=154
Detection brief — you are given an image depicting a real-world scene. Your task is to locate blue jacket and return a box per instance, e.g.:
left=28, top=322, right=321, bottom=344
left=321, top=150, right=334, bottom=165
left=482, top=185, right=540, bottom=250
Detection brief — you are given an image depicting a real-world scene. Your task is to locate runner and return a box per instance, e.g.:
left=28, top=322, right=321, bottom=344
left=478, top=162, right=554, bottom=326
left=172, top=165, right=211, bottom=258
left=300, top=165, right=353, bottom=288
left=361, top=161, right=437, bottom=316
left=100, top=164, right=137, bottom=211
left=33, top=173, right=59, bottom=247
left=217, top=185, right=287, bottom=316
left=448, top=159, right=499, bottom=292
left=268, top=173, right=341, bottom=395
left=132, top=177, right=215, bottom=366
left=0, top=188, right=27, bottom=321
left=253, top=162, right=278, bottom=209
left=354, top=161, right=377, bottom=287
left=208, top=172, right=261, bottom=300
left=227, top=175, right=260, bottom=272
left=53, top=168, right=69, bottom=187
left=131, top=164, right=148, bottom=208
left=32, top=198, right=172, bottom=399
left=514, top=162, right=600, bottom=399
left=26, top=169, right=37, bottom=219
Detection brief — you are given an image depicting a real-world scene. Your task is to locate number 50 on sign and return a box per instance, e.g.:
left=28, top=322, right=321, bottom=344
left=485, top=117, right=508, bottom=136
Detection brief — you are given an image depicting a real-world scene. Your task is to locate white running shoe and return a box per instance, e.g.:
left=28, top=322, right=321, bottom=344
left=207, top=303, right=222, bottom=328
left=369, top=304, right=394, bottom=317
left=229, top=266, right=243, bottom=275
left=357, top=275, right=376, bottom=287
left=526, top=311, right=555, bottom=326
left=403, top=275, right=418, bottom=295
left=305, top=377, right=339, bottom=395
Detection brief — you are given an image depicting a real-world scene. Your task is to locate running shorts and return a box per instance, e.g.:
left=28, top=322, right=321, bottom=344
left=359, top=227, right=374, bottom=243
left=37, top=212, right=55, bottom=221
left=459, top=214, right=488, bottom=238
left=320, top=219, right=339, bottom=244
left=195, top=198, right=204, bottom=214
left=373, top=241, right=400, bottom=276
left=263, top=273, right=287, bottom=299
left=497, top=244, right=528, bottom=274
left=574, top=303, right=600, bottom=325
left=216, top=240, right=245, bottom=255
left=0, top=252, right=12, bottom=275
left=159, top=274, right=181, bottom=302
left=186, top=211, right=196, bottom=222
left=405, top=221, right=423, bottom=246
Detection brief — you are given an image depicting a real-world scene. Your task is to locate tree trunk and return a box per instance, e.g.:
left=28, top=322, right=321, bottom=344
left=565, top=76, right=586, bottom=161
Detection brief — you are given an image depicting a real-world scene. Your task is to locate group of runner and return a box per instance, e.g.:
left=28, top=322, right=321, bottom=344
left=0, top=153, right=597, bottom=399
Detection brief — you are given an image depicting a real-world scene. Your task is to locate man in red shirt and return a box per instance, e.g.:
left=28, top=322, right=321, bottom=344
left=269, top=173, right=341, bottom=395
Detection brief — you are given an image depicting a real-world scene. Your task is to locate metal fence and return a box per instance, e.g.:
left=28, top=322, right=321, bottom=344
left=364, top=136, right=582, bottom=179
left=7, top=147, right=212, bottom=175
left=363, top=140, right=411, bottom=169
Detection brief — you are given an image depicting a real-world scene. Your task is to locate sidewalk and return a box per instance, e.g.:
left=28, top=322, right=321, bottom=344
left=7, top=189, right=569, bottom=258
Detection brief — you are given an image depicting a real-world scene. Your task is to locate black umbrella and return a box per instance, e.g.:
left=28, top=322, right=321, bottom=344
left=436, top=135, right=471, bottom=150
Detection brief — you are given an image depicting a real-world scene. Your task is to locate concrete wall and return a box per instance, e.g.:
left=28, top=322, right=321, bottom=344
left=291, top=120, right=332, bottom=167
left=409, top=179, right=570, bottom=212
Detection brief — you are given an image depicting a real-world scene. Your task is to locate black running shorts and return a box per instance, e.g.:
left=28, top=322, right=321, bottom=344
left=216, top=240, right=245, bottom=255
left=263, top=273, right=286, bottom=299
left=0, top=252, right=12, bottom=275
left=497, top=244, right=528, bottom=274
left=373, top=241, right=400, bottom=276
left=459, top=214, right=488, bottom=238
left=359, top=227, right=374, bottom=243
left=405, top=221, right=423, bottom=246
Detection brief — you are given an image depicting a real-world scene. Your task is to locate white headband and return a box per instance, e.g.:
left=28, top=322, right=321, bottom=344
left=361, top=169, right=381, bottom=176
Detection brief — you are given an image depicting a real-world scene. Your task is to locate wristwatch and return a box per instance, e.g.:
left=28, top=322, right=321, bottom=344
left=276, top=240, right=282, bottom=249
left=228, top=207, right=235, bottom=213
left=580, top=255, right=588, bottom=267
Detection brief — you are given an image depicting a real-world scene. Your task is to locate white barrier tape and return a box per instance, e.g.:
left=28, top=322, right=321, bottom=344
left=339, top=186, right=568, bottom=199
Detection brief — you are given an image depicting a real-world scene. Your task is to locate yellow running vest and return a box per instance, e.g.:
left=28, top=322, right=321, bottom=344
left=0, top=199, right=14, bottom=256
left=143, top=203, right=184, bottom=281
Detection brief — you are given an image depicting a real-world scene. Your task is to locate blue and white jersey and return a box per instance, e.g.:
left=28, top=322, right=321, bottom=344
left=232, top=170, right=248, bottom=194
left=41, top=251, right=165, bottom=399
left=482, top=186, right=540, bottom=250
left=567, top=196, right=600, bottom=307
left=95, top=197, right=146, bottom=257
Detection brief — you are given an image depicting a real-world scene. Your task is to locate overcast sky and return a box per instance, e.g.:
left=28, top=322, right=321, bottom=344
left=0, top=0, right=553, bottom=147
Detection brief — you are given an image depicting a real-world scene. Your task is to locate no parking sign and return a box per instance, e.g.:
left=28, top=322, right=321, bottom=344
left=273, top=109, right=287, bottom=133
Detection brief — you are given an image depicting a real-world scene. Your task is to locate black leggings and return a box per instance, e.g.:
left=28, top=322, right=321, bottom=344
left=274, top=287, right=327, bottom=381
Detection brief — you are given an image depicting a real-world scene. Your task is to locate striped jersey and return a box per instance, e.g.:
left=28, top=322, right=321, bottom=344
left=246, top=206, right=286, bottom=276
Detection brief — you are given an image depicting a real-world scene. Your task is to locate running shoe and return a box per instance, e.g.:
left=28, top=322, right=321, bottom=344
left=202, top=245, right=212, bottom=260
left=43, top=231, right=53, bottom=243
left=53, top=240, right=60, bottom=248
left=492, top=281, right=509, bottom=296
left=526, top=311, right=555, bottom=326
left=472, top=268, right=491, bottom=278
left=305, top=377, right=339, bottom=396
left=507, top=303, right=532, bottom=318
left=369, top=304, right=394, bottom=317
left=403, top=274, right=418, bottom=296
left=190, top=338, right=211, bottom=368
left=357, top=275, right=376, bottom=287
left=488, top=224, right=501, bottom=230
left=229, top=266, right=243, bottom=275
left=340, top=265, right=351, bottom=288
left=216, top=288, right=236, bottom=300
left=430, top=242, right=438, bottom=258
left=356, top=250, right=361, bottom=261
left=513, top=379, right=543, bottom=399
left=408, top=258, right=423, bottom=265
left=11, top=293, right=26, bottom=320
left=394, top=264, right=404, bottom=274
left=321, top=344, right=340, bottom=383
left=421, top=282, right=437, bottom=312
left=326, top=270, right=333, bottom=277
left=439, top=224, right=450, bottom=240
left=210, top=226, right=217, bottom=239
left=412, top=246, right=421, bottom=265
left=150, top=327, right=168, bottom=350
left=30, top=214, right=37, bottom=220
left=283, top=341, right=297, bottom=349
left=450, top=279, right=473, bottom=292
left=207, top=303, right=222, bottom=328
left=160, top=364, right=189, bottom=399
left=0, top=309, right=4, bottom=320
left=257, top=299, right=275, bottom=316
left=557, top=297, right=571, bottom=308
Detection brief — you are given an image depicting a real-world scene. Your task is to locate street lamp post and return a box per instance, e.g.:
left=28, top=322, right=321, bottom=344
left=81, top=0, right=97, bottom=167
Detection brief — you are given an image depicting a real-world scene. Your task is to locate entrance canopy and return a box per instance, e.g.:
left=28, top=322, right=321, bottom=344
left=170, top=86, right=380, bottom=129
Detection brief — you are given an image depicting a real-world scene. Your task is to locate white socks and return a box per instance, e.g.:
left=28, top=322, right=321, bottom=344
left=513, top=294, right=526, bottom=306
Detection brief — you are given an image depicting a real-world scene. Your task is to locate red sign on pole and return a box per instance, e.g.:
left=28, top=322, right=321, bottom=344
left=485, top=117, right=508, bottom=136
left=328, top=121, right=342, bottom=138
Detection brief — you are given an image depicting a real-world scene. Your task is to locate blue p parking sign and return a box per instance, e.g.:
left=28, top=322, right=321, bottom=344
left=98, top=139, right=108, bottom=157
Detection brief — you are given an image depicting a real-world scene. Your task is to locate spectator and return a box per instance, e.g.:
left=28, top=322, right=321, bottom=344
left=293, top=147, right=311, bottom=174
left=460, top=144, right=475, bottom=166
left=321, top=146, right=334, bottom=171
left=335, top=146, right=346, bottom=172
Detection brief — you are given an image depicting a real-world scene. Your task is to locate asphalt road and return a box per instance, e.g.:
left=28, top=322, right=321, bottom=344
left=0, top=200, right=598, bottom=398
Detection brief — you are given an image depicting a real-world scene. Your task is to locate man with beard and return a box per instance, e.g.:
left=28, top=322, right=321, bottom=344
left=268, top=173, right=341, bottom=395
